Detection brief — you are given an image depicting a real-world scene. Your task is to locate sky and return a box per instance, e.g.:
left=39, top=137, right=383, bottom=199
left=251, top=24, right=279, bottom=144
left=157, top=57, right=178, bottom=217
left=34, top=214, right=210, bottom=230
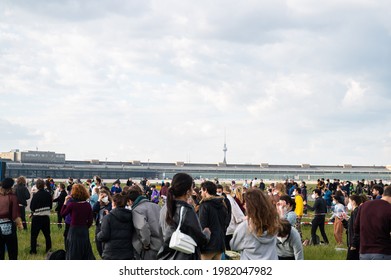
left=1, top=0, right=391, bottom=166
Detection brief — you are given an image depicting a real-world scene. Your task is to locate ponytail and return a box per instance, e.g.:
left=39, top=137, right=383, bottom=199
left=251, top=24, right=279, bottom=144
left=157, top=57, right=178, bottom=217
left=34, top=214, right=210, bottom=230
left=166, top=188, right=176, bottom=225
left=165, top=173, right=193, bottom=226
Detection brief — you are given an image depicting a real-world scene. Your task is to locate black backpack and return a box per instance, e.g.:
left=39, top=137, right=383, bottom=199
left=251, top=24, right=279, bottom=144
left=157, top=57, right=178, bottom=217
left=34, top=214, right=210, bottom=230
left=46, top=249, right=66, bottom=260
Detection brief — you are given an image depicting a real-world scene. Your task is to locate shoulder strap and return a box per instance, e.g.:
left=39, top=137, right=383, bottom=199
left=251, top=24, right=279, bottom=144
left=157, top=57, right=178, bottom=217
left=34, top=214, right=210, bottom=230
left=176, top=206, right=185, bottom=231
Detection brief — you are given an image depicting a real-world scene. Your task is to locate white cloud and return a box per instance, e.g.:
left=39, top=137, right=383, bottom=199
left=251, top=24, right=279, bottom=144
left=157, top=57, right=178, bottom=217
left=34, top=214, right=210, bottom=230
left=342, top=79, right=368, bottom=108
left=1, top=1, right=391, bottom=165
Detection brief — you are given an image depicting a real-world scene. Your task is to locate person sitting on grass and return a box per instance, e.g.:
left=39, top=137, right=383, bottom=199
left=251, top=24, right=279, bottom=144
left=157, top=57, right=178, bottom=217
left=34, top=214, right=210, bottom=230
left=276, top=219, right=304, bottom=260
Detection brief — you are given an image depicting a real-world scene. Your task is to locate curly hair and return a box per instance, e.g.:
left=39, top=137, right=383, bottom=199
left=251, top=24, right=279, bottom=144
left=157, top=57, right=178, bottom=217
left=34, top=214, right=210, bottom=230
left=245, top=188, right=280, bottom=236
left=71, top=183, right=90, bottom=201
left=16, top=176, right=27, bottom=185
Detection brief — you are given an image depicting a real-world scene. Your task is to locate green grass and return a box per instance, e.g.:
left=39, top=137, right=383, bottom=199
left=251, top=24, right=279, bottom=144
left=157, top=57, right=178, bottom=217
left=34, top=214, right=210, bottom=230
left=7, top=182, right=343, bottom=260
left=14, top=213, right=101, bottom=260
left=9, top=210, right=348, bottom=260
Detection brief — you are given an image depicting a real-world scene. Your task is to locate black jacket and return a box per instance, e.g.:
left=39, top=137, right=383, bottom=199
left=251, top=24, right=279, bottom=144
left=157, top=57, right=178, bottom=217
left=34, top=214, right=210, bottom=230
left=157, top=200, right=209, bottom=260
left=348, top=207, right=359, bottom=248
left=53, top=190, right=67, bottom=212
left=306, top=197, right=327, bottom=216
left=198, top=196, right=228, bottom=253
left=13, top=183, right=30, bottom=206
left=30, top=189, right=52, bottom=215
left=97, top=207, right=135, bottom=260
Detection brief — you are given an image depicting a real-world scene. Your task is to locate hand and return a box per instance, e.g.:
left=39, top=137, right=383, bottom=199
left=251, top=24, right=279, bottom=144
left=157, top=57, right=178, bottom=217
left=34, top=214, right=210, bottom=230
left=303, top=201, right=307, bottom=205
left=203, top=227, right=211, bottom=236
left=64, top=195, right=72, bottom=204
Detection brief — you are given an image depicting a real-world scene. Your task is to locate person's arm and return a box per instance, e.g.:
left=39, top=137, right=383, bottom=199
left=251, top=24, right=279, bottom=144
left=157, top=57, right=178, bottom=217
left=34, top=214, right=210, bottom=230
left=231, top=199, right=245, bottom=224
left=291, top=229, right=304, bottom=260
left=230, top=221, right=246, bottom=251
left=97, top=215, right=110, bottom=242
left=133, top=210, right=151, bottom=249
left=30, top=194, right=37, bottom=212
left=60, top=196, right=72, bottom=217
left=11, top=195, right=21, bottom=221
left=198, top=203, right=209, bottom=229
left=24, top=187, right=31, bottom=202
left=87, top=206, right=93, bottom=227
left=352, top=207, right=361, bottom=250
left=182, top=207, right=209, bottom=247
left=306, top=198, right=318, bottom=212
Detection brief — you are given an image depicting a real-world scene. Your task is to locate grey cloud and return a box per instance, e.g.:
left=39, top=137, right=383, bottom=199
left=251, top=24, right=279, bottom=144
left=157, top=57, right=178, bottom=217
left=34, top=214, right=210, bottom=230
left=0, top=119, right=40, bottom=147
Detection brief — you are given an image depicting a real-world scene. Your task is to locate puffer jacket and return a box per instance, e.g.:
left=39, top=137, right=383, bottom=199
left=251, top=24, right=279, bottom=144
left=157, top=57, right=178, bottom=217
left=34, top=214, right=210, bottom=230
left=198, top=195, right=228, bottom=253
left=97, top=207, right=134, bottom=260
left=157, top=200, right=209, bottom=260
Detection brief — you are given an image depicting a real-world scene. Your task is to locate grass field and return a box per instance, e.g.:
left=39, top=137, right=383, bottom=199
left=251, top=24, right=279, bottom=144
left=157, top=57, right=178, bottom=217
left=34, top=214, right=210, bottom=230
left=6, top=182, right=348, bottom=260
left=10, top=210, right=347, bottom=260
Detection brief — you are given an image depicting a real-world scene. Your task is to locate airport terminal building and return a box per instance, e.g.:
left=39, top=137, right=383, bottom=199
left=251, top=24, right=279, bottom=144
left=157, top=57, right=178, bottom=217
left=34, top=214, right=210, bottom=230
left=2, top=149, right=391, bottom=182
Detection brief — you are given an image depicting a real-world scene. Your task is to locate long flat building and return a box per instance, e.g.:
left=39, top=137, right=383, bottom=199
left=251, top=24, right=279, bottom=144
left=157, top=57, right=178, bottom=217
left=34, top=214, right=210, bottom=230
left=3, top=159, right=391, bottom=181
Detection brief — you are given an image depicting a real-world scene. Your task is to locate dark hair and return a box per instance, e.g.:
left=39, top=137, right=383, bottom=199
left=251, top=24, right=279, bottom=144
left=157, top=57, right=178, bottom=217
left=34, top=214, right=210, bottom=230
left=166, top=173, right=193, bottom=225
left=201, top=181, right=217, bottom=196
left=59, top=183, right=66, bottom=190
left=278, top=219, right=292, bottom=237
left=216, top=184, right=224, bottom=191
left=296, top=187, right=302, bottom=195
left=96, top=177, right=102, bottom=184
left=36, top=178, right=45, bottom=190
left=127, top=188, right=141, bottom=202
left=349, top=194, right=361, bottom=206
left=372, top=185, right=384, bottom=195
left=1, top=177, right=14, bottom=190
left=383, top=185, right=391, bottom=197
left=313, top=189, right=322, bottom=196
left=112, top=193, right=128, bottom=208
left=279, top=195, right=296, bottom=211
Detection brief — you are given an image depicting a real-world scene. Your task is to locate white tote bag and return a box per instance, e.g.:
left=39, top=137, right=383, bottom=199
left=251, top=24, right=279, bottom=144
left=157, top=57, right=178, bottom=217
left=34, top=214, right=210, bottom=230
left=169, top=206, right=197, bottom=254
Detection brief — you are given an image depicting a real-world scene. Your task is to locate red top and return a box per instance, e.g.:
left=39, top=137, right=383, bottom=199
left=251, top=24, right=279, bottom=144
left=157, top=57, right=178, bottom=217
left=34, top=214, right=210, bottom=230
left=354, top=199, right=391, bottom=255
left=0, top=193, right=20, bottom=221
left=61, top=201, right=93, bottom=227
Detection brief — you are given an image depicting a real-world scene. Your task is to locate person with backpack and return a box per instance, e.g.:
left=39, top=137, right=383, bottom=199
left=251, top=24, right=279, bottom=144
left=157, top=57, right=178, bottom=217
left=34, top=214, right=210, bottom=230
left=127, top=185, right=163, bottom=260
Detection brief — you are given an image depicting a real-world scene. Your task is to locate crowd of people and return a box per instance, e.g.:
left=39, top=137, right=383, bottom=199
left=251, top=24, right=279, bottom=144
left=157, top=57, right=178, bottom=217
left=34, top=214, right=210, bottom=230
left=0, top=175, right=390, bottom=260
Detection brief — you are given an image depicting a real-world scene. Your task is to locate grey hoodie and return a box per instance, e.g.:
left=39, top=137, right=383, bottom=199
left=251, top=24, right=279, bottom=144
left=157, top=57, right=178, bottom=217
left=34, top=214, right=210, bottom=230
left=230, top=220, right=278, bottom=260
left=131, top=196, right=163, bottom=259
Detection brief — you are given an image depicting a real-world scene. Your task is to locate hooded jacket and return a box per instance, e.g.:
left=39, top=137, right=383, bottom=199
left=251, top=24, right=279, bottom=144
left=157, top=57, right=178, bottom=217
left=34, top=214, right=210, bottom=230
left=276, top=226, right=304, bottom=260
left=230, top=220, right=278, bottom=260
left=97, top=207, right=134, bottom=260
left=131, top=196, right=163, bottom=259
left=198, top=195, right=228, bottom=253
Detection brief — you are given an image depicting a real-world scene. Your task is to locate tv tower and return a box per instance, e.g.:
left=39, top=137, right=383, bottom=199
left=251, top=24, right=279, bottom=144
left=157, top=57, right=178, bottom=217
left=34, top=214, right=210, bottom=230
left=223, top=129, right=227, bottom=164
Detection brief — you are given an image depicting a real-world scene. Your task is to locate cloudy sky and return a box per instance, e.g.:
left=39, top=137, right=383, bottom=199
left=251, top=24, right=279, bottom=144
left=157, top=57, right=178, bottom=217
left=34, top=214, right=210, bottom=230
left=1, top=0, right=391, bottom=166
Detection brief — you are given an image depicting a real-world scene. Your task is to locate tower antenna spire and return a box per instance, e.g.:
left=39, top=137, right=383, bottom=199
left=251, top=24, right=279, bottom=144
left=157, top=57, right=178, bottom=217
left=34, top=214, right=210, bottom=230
left=223, top=128, right=227, bottom=164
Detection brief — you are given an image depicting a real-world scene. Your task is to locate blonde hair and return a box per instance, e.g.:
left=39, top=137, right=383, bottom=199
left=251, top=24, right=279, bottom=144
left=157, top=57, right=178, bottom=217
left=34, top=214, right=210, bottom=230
left=16, top=176, right=27, bottom=185
left=234, top=187, right=244, bottom=203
